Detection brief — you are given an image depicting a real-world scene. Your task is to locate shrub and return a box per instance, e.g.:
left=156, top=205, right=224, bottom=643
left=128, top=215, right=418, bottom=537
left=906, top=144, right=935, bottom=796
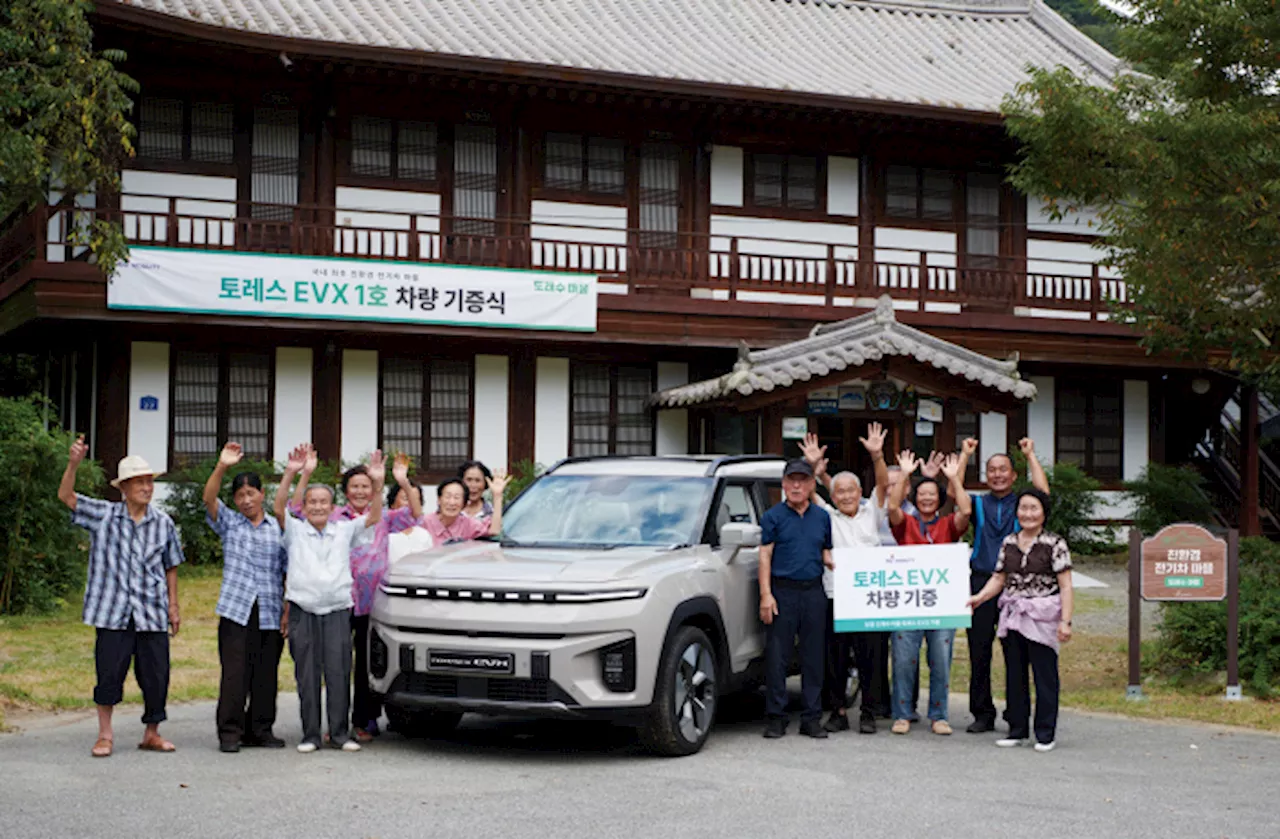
left=1009, top=452, right=1112, bottom=554
left=1122, top=462, right=1216, bottom=537
left=0, top=396, right=105, bottom=614
left=1149, top=536, right=1280, bottom=696
left=504, top=459, right=543, bottom=502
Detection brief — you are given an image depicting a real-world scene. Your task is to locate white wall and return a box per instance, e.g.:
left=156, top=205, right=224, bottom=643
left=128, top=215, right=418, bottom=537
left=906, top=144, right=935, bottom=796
left=530, top=201, right=628, bottom=273
left=534, top=357, right=570, bottom=468
left=710, top=145, right=744, bottom=207
left=127, top=341, right=170, bottom=475
left=1123, top=379, right=1150, bottom=482
left=1027, top=375, right=1056, bottom=467
left=473, top=354, right=510, bottom=470
left=979, top=412, right=1008, bottom=482
left=709, top=214, right=859, bottom=287
left=1027, top=196, right=1104, bottom=234
left=273, top=347, right=313, bottom=463
left=656, top=361, right=690, bottom=456
left=334, top=186, right=441, bottom=259
left=119, top=170, right=236, bottom=247
left=827, top=156, right=860, bottom=217
left=340, top=349, right=378, bottom=465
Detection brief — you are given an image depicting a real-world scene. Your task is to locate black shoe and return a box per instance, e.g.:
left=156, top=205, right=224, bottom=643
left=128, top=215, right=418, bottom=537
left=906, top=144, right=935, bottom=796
left=799, top=719, right=829, bottom=739
left=823, top=712, right=850, bottom=733
left=219, top=742, right=240, bottom=753
left=763, top=718, right=787, bottom=739
left=242, top=734, right=286, bottom=749
left=966, top=718, right=996, bottom=734
left=859, top=712, right=877, bottom=734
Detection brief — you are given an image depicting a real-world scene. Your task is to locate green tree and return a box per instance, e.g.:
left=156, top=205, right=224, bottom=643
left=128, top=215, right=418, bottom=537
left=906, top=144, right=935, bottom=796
left=1004, top=1, right=1280, bottom=388
left=1045, top=0, right=1122, bottom=51
left=0, top=0, right=135, bottom=273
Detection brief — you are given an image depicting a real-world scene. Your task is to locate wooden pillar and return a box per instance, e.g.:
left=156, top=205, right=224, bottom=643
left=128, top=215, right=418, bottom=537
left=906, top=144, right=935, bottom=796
left=312, top=342, right=342, bottom=462
left=507, top=347, right=536, bottom=467
left=761, top=406, right=784, bottom=457
left=1240, top=383, right=1261, bottom=537
left=95, top=337, right=130, bottom=501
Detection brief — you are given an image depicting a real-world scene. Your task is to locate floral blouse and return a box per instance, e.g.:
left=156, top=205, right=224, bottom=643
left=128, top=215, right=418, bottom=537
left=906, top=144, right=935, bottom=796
left=995, top=530, right=1072, bottom=600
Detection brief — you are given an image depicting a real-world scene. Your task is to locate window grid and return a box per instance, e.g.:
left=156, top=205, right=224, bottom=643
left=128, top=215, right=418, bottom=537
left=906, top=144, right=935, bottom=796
left=171, top=350, right=273, bottom=467
left=884, top=165, right=955, bottom=221
left=542, top=133, right=626, bottom=197
left=379, top=357, right=474, bottom=474
left=348, top=116, right=438, bottom=182
left=1056, top=380, right=1124, bottom=483
left=953, top=401, right=981, bottom=485
left=137, top=97, right=234, bottom=165
left=752, top=153, right=819, bottom=211
left=571, top=363, right=655, bottom=457
left=638, top=142, right=680, bottom=250
left=454, top=125, right=499, bottom=237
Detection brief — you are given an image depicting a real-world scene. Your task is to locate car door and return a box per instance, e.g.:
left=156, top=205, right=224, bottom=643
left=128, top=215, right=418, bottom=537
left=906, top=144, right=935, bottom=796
left=715, top=480, right=765, bottom=673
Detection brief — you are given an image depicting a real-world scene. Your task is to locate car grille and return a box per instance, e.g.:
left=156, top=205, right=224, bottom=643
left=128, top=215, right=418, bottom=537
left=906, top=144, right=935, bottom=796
left=404, top=673, right=458, bottom=697
left=394, top=673, right=561, bottom=705
left=486, top=678, right=550, bottom=703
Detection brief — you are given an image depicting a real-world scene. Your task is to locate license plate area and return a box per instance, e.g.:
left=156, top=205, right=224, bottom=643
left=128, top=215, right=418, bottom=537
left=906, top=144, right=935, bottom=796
left=427, top=649, right=515, bottom=676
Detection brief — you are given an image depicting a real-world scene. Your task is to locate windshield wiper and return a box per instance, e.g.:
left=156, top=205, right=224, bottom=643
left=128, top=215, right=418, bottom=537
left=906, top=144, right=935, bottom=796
left=500, top=540, right=622, bottom=550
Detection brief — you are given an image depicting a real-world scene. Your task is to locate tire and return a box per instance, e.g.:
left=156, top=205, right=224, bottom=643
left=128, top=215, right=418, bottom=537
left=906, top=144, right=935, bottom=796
left=385, top=703, right=463, bottom=739
left=639, top=625, right=719, bottom=757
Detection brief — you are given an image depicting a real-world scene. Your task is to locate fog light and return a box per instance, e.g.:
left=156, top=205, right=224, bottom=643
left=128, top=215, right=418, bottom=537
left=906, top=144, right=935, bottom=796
left=370, top=628, right=388, bottom=679
left=599, top=639, right=636, bottom=693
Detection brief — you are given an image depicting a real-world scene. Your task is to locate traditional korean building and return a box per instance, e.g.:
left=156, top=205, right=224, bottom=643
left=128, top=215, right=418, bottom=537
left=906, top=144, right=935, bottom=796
left=0, top=0, right=1267, bottom=532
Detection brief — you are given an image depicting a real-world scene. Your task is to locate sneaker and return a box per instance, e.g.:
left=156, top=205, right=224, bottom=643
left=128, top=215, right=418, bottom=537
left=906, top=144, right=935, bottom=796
left=995, top=738, right=1028, bottom=748
left=966, top=718, right=996, bottom=734
left=823, top=713, right=850, bottom=733
left=763, top=718, right=787, bottom=739
left=296, top=741, right=319, bottom=754
left=341, top=739, right=362, bottom=752
left=1034, top=741, right=1057, bottom=753
left=931, top=720, right=953, bottom=736
left=799, top=719, right=829, bottom=739
left=891, top=719, right=910, bottom=735
left=858, top=712, right=877, bottom=735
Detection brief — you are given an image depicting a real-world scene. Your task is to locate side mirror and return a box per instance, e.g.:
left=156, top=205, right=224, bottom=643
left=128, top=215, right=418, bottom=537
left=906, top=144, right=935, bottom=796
left=721, top=522, right=761, bottom=551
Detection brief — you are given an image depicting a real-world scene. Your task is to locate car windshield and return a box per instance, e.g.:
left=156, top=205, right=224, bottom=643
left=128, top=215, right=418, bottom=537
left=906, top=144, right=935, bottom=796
left=501, top=475, right=714, bottom=548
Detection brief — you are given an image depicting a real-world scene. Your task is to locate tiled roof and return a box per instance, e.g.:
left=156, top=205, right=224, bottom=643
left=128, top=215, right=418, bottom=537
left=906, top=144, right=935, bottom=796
left=651, top=295, right=1038, bottom=407
left=111, top=0, right=1121, bottom=114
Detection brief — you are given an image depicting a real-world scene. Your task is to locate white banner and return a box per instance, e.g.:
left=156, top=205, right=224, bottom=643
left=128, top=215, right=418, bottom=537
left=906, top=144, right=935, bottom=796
left=109, top=247, right=598, bottom=332
left=832, top=543, right=972, bottom=632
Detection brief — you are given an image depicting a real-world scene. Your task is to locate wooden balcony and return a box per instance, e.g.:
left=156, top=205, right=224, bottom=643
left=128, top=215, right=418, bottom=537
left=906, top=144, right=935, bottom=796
left=0, top=195, right=1128, bottom=327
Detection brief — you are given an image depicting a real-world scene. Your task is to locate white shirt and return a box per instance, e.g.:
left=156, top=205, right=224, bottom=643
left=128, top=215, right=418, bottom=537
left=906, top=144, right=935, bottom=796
left=388, top=527, right=435, bottom=565
left=283, top=515, right=365, bottom=615
left=816, top=495, right=885, bottom=598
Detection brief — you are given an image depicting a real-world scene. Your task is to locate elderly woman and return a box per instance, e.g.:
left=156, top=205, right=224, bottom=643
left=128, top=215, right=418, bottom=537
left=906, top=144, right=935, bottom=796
left=423, top=473, right=509, bottom=544
left=967, top=488, right=1073, bottom=752
left=458, top=460, right=494, bottom=522
left=386, top=479, right=434, bottom=564
left=886, top=450, right=972, bottom=736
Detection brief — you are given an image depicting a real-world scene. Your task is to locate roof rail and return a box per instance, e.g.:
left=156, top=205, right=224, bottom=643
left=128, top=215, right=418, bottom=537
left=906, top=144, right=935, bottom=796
left=543, top=454, right=718, bottom=474
left=703, top=454, right=788, bottom=477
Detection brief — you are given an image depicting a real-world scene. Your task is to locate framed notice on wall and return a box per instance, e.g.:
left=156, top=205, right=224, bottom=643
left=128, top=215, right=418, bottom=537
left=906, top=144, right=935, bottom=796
left=831, top=543, right=972, bottom=631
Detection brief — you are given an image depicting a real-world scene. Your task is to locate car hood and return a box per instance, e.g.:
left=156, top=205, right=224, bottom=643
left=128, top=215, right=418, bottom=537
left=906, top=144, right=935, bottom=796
left=387, top=541, right=699, bottom=586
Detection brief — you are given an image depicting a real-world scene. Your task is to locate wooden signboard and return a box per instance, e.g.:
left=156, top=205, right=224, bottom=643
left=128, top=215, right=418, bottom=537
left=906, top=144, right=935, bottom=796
left=1140, top=524, right=1227, bottom=602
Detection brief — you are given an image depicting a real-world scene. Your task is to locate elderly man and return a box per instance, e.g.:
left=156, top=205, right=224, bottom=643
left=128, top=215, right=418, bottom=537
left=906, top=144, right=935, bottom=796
left=964, top=437, right=1050, bottom=733
left=58, top=436, right=185, bottom=758
left=799, top=425, right=890, bottom=734
left=759, top=458, right=834, bottom=739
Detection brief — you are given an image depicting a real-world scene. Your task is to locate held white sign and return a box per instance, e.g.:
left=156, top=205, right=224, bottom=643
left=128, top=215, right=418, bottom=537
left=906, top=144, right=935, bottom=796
left=832, top=543, right=972, bottom=632
left=109, top=246, right=598, bottom=332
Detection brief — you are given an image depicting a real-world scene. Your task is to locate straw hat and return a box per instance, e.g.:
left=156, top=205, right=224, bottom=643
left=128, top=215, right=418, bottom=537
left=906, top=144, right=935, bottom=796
left=110, top=455, right=158, bottom=488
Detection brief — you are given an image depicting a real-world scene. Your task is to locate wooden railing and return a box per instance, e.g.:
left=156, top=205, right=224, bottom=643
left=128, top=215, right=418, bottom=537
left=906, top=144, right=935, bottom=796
left=1, top=195, right=1128, bottom=318
left=1199, top=407, right=1280, bottom=534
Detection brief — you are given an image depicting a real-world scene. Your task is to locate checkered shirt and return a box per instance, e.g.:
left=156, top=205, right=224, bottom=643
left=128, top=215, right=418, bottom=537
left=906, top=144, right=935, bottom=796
left=207, top=500, right=287, bottom=629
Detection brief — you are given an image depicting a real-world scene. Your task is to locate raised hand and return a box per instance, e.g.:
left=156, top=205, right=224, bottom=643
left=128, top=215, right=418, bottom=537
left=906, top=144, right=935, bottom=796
left=814, top=457, right=830, bottom=482
left=367, top=449, right=387, bottom=486
left=302, top=443, right=318, bottom=476
left=219, top=442, right=244, bottom=468
left=859, top=421, right=887, bottom=456
left=940, top=453, right=962, bottom=480
left=798, top=432, right=826, bottom=467
left=285, top=443, right=308, bottom=473
left=896, top=450, right=920, bottom=475
left=961, top=438, right=979, bottom=458
left=1019, top=437, right=1036, bottom=457
left=391, top=452, right=411, bottom=486
left=68, top=435, right=88, bottom=467
left=488, top=470, right=511, bottom=497
left=920, top=450, right=945, bottom=479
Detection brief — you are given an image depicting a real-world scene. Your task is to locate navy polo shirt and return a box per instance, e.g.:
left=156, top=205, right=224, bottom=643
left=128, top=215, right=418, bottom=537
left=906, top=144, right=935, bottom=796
left=970, top=492, right=1020, bottom=574
left=760, top=501, right=832, bottom=582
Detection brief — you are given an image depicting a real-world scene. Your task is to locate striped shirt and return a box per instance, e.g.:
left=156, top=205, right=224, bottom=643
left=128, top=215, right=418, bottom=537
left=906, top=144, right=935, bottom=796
left=70, top=494, right=185, bottom=632
left=207, top=500, right=287, bottom=629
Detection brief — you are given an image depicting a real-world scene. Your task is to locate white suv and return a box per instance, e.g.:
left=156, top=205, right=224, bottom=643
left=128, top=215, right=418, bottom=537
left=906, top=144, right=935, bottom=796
left=368, top=455, right=784, bottom=756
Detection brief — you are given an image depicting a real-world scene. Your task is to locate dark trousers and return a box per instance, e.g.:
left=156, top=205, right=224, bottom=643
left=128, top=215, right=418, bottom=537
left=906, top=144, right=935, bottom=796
left=288, top=604, right=353, bottom=746
left=1002, top=629, right=1060, bottom=744
left=876, top=630, right=893, bottom=716
left=351, top=613, right=383, bottom=730
left=822, top=598, right=853, bottom=713
left=216, top=602, right=284, bottom=745
left=968, top=571, right=1000, bottom=724
left=94, top=620, right=169, bottom=724
left=852, top=631, right=890, bottom=717
left=764, top=579, right=826, bottom=723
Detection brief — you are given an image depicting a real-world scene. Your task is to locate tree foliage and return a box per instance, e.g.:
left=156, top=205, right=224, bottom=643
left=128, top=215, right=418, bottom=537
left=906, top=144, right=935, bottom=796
left=1045, top=0, right=1122, bottom=51
left=0, top=0, right=135, bottom=273
left=1004, top=0, right=1280, bottom=388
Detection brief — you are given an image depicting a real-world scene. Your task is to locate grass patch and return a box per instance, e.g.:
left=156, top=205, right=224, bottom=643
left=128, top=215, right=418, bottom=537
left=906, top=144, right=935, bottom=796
left=0, top=566, right=293, bottom=717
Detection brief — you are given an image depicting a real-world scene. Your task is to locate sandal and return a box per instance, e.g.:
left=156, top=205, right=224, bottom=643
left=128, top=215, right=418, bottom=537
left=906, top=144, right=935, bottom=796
left=355, top=728, right=375, bottom=744
left=91, top=737, right=113, bottom=758
left=137, top=737, right=176, bottom=752
left=931, top=720, right=953, bottom=736
left=891, top=719, right=910, bottom=735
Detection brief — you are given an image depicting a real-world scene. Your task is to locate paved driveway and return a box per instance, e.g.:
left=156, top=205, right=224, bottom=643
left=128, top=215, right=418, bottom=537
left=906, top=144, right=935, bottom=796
left=2, top=692, right=1277, bottom=839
